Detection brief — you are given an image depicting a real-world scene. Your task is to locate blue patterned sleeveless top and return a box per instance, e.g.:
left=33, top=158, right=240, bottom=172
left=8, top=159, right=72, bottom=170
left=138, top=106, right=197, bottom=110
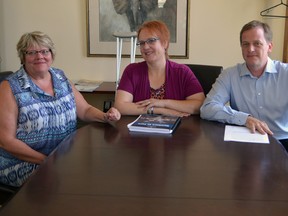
left=0, top=67, right=77, bottom=169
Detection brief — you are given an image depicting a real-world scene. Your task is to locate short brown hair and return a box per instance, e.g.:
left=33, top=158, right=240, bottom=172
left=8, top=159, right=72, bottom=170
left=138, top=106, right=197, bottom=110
left=240, top=20, right=273, bottom=44
left=17, top=31, right=56, bottom=64
left=137, top=20, right=170, bottom=59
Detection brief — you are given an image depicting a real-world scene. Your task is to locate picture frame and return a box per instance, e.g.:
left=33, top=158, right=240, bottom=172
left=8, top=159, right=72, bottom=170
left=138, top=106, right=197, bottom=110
left=86, top=0, right=190, bottom=58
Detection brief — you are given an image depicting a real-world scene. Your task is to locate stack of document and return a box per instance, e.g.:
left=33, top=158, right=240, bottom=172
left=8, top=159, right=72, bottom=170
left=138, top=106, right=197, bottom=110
left=74, top=79, right=102, bottom=92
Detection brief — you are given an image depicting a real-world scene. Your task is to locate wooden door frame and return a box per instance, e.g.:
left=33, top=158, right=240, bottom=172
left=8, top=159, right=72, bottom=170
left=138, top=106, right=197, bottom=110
left=283, top=7, right=288, bottom=62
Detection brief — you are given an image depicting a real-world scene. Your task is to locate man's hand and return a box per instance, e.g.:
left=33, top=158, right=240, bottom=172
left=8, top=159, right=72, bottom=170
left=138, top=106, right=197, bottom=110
left=245, top=116, right=273, bottom=135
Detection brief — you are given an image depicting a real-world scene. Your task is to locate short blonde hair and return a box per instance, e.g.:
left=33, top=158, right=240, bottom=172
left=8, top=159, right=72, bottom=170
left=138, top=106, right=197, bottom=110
left=17, top=31, right=56, bottom=64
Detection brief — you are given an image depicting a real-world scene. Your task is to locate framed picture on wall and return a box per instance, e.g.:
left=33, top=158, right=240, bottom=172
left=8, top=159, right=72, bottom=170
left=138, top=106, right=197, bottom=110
left=86, top=0, right=190, bottom=58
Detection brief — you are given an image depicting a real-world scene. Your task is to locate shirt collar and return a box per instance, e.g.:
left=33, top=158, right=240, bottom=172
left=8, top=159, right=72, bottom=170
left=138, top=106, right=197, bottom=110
left=17, top=66, right=65, bottom=96
left=240, top=57, right=277, bottom=77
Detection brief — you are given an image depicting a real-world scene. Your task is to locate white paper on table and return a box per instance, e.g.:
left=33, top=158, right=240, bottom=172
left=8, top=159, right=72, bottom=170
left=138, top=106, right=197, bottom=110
left=73, top=80, right=102, bottom=92
left=74, top=85, right=99, bottom=92
left=224, top=125, right=269, bottom=144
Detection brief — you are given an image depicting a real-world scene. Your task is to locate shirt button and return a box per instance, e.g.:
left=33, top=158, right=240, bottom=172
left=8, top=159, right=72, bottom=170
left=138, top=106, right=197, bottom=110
left=258, top=93, right=261, bottom=96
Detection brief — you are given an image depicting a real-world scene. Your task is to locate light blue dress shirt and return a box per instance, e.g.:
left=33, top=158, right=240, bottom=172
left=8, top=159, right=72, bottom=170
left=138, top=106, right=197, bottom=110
left=200, top=58, right=288, bottom=140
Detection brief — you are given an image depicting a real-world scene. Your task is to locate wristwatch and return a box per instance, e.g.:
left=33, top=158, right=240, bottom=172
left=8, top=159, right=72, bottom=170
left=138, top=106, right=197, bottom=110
left=147, top=106, right=154, bottom=115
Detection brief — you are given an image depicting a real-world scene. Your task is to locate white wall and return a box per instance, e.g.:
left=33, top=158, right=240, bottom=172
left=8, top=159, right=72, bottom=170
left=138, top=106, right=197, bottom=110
left=0, top=0, right=286, bottom=81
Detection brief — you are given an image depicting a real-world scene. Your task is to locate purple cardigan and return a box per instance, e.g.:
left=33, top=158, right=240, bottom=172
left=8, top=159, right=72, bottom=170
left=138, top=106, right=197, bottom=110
left=117, top=60, right=203, bottom=102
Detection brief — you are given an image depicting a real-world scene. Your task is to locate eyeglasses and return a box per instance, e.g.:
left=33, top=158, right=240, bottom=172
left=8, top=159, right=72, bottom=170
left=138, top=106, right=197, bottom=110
left=136, top=37, right=160, bottom=47
left=25, top=49, right=51, bottom=56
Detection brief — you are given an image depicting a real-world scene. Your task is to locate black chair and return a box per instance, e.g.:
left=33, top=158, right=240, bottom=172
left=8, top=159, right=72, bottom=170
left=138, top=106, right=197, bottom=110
left=0, top=183, right=18, bottom=208
left=186, top=64, right=223, bottom=95
left=0, top=71, right=13, bottom=83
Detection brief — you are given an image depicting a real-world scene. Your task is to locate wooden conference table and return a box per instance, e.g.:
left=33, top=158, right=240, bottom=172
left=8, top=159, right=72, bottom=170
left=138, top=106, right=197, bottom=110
left=1, top=116, right=288, bottom=216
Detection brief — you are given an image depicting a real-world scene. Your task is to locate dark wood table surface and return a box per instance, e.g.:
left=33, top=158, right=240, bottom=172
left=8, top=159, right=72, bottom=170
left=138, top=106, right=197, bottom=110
left=1, top=116, right=288, bottom=216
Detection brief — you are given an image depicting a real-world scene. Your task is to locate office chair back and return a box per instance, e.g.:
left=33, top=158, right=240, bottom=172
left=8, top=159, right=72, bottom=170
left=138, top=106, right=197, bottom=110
left=0, top=71, right=13, bottom=83
left=186, top=64, right=222, bottom=95
left=0, top=183, right=18, bottom=208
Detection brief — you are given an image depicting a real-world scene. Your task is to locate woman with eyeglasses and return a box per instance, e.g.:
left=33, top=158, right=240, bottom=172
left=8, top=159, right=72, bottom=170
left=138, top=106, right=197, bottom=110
left=115, top=20, right=205, bottom=116
left=0, top=31, right=121, bottom=187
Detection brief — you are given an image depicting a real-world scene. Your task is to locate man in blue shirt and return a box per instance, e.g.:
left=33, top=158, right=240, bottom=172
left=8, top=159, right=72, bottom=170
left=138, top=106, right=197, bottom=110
left=200, top=20, right=288, bottom=151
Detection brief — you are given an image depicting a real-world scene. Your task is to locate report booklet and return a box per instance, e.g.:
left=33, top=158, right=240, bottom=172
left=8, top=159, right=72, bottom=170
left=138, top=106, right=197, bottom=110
left=127, top=114, right=181, bottom=134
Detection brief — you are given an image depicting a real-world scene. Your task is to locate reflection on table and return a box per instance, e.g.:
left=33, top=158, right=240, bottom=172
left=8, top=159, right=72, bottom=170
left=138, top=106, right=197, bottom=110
left=1, top=116, right=288, bottom=216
